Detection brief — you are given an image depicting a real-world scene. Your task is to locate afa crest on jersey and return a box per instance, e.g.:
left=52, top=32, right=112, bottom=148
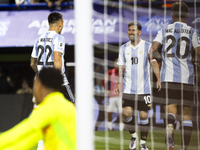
left=139, top=50, right=143, bottom=55
left=59, top=42, right=63, bottom=48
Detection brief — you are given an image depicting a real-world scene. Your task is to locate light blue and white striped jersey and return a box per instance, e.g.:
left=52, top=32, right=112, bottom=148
left=117, top=39, right=151, bottom=94
left=153, top=22, right=200, bottom=85
left=31, top=31, right=69, bottom=85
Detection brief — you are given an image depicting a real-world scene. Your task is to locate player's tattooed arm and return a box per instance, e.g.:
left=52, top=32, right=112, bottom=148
left=54, top=51, right=62, bottom=71
left=195, top=46, right=200, bottom=62
left=30, top=57, right=38, bottom=74
left=117, top=66, right=124, bottom=84
left=115, top=65, right=124, bottom=94
left=150, top=41, right=162, bottom=61
left=150, top=41, right=161, bottom=53
left=151, top=60, right=161, bottom=92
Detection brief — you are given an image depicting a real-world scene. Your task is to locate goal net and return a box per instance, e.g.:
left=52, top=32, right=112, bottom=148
left=75, top=0, right=200, bottom=150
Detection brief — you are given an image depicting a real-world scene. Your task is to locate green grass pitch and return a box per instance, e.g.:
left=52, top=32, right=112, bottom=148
left=95, top=129, right=199, bottom=150
left=15, top=129, right=200, bottom=150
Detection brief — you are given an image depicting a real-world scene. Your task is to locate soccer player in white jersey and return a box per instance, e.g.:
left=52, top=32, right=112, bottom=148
left=151, top=2, right=200, bottom=150
left=115, top=21, right=161, bottom=150
left=30, top=12, right=75, bottom=104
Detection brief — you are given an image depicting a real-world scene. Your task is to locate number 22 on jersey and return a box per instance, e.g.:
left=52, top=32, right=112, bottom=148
left=37, top=45, right=54, bottom=66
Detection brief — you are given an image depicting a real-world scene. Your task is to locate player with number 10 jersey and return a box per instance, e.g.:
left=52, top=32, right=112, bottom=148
left=117, top=39, right=152, bottom=95
left=115, top=21, right=161, bottom=150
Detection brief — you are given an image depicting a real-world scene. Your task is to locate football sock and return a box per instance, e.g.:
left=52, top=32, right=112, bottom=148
left=181, top=120, right=193, bottom=149
left=37, top=140, right=44, bottom=150
left=131, top=132, right=137, bottom=138
left=108, top=121, right=113, bottom=130
left=140, top=139, right=146, bottom=145
left=164, top=113, right=176, bottom=128
left=123, top=116, right=135, bottom=133
left=140, top=118, right=149, bottom=141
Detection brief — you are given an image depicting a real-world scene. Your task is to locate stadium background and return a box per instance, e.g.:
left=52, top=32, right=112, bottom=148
left=0, top=0, right=199, bottom=144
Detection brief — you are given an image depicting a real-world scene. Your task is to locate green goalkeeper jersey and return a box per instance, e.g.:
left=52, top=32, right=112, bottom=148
left=0, top=92, right=76, bottom=150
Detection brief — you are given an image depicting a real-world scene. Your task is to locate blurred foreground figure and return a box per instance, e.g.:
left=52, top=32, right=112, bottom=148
left=0, top=67, right=76, bottom=150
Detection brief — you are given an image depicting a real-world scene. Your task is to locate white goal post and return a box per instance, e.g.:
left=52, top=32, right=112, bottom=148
left=75, top=0, right=94, bottom=150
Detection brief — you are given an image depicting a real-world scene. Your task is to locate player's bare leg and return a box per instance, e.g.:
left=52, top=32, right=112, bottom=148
left=164, top=104, right=177, bottom=150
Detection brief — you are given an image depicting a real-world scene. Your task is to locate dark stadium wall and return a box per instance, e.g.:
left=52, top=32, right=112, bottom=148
left=0, top=94, right=33, bottom=132
left=0, top=46, right=75, bottom=93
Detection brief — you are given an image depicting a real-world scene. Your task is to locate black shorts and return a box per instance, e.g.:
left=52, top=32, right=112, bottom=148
left=122, top=93, right=152, bottom=111
left=161, top=82, right=194, bottom=106
left=59, top=84, right=76, bottom=103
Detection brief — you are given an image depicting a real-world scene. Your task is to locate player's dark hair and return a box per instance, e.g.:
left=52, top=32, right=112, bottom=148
left=48, top=12, right=63, bottom=25
left=38, top=67, right=63, bottom=90
left=172, top=2, right=189, bottom=19
left=128, top=21, right=142, bottom=31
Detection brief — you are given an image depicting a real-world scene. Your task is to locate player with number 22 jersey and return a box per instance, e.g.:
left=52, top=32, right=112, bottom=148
left=31, top=31, right=68, bottom=85
left=30, top=12, right=75, bottom=103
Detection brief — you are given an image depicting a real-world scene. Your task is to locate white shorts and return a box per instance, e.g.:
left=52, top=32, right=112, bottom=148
left=107, top=97, right=121, bottom=112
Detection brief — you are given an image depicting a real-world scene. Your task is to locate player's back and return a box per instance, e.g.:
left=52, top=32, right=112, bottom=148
left=159, top=22, right=196, bottom=84
left=33, top=31, right=65, bottom=72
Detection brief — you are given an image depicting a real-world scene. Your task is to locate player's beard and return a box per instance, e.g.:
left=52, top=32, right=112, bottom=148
left=129, top=34, right=139, bottom=43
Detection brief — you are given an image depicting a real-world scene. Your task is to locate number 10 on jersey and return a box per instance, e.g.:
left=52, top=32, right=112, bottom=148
left=131, top=57, right=138, bottom=65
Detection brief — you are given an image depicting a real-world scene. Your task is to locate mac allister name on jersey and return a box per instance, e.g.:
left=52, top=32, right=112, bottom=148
left=165, top=28, right=191, bottom=34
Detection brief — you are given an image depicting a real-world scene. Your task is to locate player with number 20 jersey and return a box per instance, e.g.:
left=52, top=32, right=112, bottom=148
left=151, top=2, right=200, bottom=150
left=153, top=22, right=200, bottom=85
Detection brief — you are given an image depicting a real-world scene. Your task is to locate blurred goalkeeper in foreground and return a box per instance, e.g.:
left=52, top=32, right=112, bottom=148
left=0, top=67, right=76, bottom=150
